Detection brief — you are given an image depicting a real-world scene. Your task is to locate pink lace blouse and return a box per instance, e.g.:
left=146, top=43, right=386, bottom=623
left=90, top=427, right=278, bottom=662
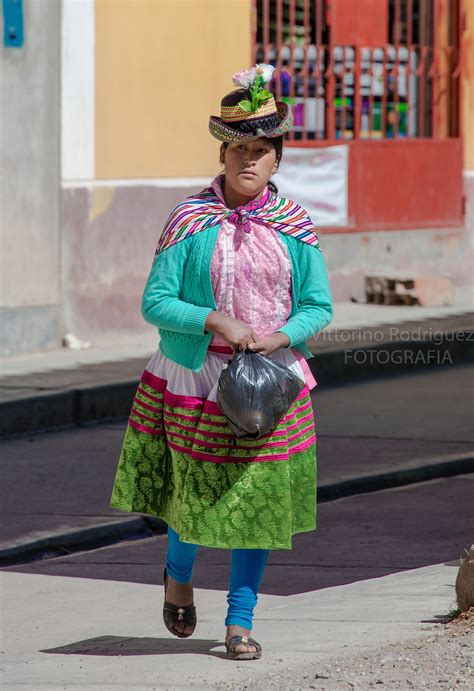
left=209, top=176, right=293, bottom=348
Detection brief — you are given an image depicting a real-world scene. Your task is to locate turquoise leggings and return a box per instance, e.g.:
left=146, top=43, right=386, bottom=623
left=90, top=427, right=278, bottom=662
left=166, top=526, right=269, bottom=629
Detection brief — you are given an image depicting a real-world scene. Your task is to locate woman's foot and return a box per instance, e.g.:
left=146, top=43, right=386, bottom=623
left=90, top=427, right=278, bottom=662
left=164, top=573, right=195, bottom=637
left=226, top=624, right=259, bottom=655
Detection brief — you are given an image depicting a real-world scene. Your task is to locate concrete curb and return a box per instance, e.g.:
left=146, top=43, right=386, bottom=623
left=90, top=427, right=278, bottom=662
left=309, top=332, right=474, bottom=385
left=0, top=516, right=167, bottom=568
left=1, top=451, right=471, bottom=568
left=0, top=380, right=137, bottom=438
left=1, top=331, right=473, bottom=438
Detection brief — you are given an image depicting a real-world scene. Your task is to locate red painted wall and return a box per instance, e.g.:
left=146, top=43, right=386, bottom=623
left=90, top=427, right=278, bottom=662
left=349, top=139, right=464, bottom=230
left=289, top=139, right=464, bottom=232
left=329, top=0, right=389, bottom=47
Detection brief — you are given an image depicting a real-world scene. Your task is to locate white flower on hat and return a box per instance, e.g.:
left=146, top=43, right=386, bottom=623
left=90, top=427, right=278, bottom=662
left=232, top=67, right=257, bottom=88
left=256, top=63, right=275, bottom=84
left=232, top=63, right=276, bottom=114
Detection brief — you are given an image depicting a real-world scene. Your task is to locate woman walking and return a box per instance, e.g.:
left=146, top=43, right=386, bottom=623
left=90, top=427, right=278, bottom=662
left=109, top=64, right=333, bottom=660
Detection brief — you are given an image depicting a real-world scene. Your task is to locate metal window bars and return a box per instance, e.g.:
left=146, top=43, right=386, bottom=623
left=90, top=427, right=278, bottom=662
left=252, top=0, right=461, bottom=142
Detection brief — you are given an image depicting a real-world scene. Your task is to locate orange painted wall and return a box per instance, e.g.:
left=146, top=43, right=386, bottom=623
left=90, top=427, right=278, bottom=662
left=461, top=0, right=474, bottom=170
left=95, top=0, right=252, bottom=178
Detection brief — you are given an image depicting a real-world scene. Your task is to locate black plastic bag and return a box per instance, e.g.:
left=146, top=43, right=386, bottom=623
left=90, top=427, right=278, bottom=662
left=217, top=349, right=305, bottom=439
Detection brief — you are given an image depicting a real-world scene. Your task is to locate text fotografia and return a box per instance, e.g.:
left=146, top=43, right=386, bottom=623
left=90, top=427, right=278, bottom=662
left=344, top=349, right=453, bottom=365
left=313, top=327, right=472, bottom=346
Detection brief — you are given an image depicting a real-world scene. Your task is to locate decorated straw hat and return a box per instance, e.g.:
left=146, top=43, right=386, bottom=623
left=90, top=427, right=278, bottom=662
left=209, top=64, right=293, bottom=142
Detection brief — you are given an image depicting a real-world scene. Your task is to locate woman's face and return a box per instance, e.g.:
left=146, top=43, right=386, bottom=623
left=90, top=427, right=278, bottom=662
left=221, top=138, right=278, bottom=199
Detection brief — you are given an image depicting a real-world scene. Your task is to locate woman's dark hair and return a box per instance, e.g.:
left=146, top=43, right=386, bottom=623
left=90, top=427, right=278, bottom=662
left=267, top=179, right=279, bottom=194
left=221, top=135, right=283, bottom=194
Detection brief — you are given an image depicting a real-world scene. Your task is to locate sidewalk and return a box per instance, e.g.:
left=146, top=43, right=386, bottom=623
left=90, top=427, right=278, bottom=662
left=1, top=293, right=473, bottom=437
left=2, top=288, right=474, bottom=378
left=0, top=561, right=462, bottom=688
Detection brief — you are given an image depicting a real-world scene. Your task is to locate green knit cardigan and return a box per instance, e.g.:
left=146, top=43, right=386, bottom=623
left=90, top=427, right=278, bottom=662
left=141, top=223, right=333, bottom=372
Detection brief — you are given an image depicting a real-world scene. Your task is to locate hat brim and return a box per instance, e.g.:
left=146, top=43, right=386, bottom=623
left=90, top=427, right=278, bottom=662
left=209, top=101, right=293, bottom=142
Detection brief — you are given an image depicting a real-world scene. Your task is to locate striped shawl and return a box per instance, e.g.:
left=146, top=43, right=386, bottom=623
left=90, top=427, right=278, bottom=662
left=155, top=178, right=320, bottom=256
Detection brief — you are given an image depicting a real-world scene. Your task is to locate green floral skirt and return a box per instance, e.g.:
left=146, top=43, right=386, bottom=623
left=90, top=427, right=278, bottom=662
left=109, top=346, right=318, bottom=549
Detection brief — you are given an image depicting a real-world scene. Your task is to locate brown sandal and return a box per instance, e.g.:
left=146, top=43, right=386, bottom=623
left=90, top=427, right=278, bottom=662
left=162, top=567, right=197, bottom=638
left=225, top=634, right=262, bottom=660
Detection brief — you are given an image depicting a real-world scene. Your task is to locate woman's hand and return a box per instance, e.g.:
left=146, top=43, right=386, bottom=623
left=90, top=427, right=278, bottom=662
left=205, top=311, right=259, bottom=352
left=247, top=331, right=290, bottom=356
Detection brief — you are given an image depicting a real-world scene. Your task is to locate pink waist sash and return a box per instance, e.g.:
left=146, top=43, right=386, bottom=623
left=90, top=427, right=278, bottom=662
left=291, top=348, right=317, bottom=389
left=208, top=344, right=234, bottom=354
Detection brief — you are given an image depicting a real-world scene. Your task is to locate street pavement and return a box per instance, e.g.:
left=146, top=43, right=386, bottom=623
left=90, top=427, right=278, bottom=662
left=3, top=475, right=473, bottom=594
left=0, top=363, right=472, bottom=556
